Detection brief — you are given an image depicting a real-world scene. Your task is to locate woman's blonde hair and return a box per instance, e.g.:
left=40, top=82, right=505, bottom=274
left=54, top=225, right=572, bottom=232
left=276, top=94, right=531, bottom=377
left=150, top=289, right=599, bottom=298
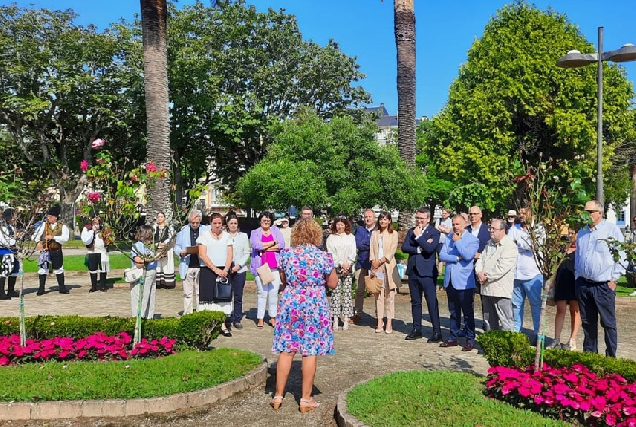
left=291, top=218, right=323, bottom=247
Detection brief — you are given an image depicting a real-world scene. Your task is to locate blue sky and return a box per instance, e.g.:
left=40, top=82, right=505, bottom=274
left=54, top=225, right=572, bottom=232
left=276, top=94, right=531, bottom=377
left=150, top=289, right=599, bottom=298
left=12, top=0, right=636, bottom=118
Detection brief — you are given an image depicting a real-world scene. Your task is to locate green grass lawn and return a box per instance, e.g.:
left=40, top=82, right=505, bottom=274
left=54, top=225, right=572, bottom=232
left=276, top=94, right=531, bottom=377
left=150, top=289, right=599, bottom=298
left=0, top=348, right=262, bottom=402
left=346, top=371, right=569, bottom=427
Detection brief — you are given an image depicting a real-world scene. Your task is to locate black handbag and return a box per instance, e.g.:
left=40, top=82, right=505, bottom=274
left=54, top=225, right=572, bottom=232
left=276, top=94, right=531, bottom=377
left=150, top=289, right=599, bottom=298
left=214, top=276, right=233, bottom=302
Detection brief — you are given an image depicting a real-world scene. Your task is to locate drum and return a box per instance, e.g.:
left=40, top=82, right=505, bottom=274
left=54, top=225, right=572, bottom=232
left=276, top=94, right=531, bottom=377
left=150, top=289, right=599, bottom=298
left=0, top=248, right=15, bottom=277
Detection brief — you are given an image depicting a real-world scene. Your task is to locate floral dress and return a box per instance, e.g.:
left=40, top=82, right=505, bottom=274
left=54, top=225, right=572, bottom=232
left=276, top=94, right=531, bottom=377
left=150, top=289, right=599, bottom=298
left=272, top=245, right=335, bottom=356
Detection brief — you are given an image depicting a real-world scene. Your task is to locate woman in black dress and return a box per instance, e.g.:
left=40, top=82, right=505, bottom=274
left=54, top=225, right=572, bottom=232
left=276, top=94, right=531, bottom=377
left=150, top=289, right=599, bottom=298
left=550, top=228, right=581, bottom=350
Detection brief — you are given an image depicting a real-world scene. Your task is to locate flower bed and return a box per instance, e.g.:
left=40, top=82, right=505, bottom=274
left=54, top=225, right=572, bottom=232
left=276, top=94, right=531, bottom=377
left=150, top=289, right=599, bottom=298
left=486, top=364, right=636, bottom=426
left=0, top=332, right=176, bottom=365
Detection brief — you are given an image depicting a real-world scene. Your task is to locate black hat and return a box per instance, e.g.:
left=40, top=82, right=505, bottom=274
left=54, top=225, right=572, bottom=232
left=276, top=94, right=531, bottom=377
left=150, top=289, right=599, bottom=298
left=2, top=208, right=14, bottom=220
left=47, top=204, right=61, bottom=218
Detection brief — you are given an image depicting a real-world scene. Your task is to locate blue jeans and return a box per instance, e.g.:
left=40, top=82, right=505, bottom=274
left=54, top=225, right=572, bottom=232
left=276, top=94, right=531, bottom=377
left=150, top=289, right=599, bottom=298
left=512, top=274, right=543, bottom=335
left=446, top=284, right=475, bottom=344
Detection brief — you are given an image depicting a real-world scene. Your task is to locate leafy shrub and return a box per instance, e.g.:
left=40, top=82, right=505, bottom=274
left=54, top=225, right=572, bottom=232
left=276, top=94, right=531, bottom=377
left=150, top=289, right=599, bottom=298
left=477, top=330, right=534, bottom=367
left=478, top=330, right=636, bottom=382
left=0, top=311, right=225, bottom=349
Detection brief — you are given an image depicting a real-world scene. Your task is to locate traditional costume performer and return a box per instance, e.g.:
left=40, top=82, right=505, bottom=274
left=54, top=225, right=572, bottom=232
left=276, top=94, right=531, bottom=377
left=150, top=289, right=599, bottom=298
left=81, top=214, right=111, bottom=292
left=0, top=209, right=20, bottom=299
left=32, top=205, right=70, bottom=295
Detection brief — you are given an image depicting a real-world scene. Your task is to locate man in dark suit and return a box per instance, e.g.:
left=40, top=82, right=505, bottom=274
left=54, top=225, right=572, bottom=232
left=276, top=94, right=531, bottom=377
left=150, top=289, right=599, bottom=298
left=466, top=205, right=491, bottom=331
left=401, top=207, right=442, bottom=342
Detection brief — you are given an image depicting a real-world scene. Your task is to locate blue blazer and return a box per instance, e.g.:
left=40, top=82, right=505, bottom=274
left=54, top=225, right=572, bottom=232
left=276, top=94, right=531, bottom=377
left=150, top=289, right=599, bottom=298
left=438, top=231, right=479, bottom=290
left=174, top=224, right=210, bottom=278
left=466, top=223, right=490, bottom=255
left=401, top=225, right=440, bottom=278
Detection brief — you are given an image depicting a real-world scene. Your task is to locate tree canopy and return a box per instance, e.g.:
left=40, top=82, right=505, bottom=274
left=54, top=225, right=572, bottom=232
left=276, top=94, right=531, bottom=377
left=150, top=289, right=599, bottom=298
left=419, top=1, right=635, bottom=213
left=234, top=110, right=427, bottom=216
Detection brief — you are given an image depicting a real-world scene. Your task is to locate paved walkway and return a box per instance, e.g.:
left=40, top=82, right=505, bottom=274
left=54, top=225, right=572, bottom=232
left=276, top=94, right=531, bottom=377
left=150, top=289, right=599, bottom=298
left=6, top=274, right=636, bottom=427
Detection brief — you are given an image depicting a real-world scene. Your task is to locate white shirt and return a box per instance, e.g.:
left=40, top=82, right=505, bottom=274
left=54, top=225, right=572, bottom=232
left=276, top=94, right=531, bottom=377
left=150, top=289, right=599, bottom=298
left=32, top=222, right=69, bottom=245
left=326, top=232, right=356, bottom=267
left=197, top=230, right=233, bottom=267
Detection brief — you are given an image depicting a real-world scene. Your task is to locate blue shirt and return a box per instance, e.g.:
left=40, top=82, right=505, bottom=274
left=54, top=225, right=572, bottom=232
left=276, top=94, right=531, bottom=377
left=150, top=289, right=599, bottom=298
left=575, top=220, right=625, bottom=282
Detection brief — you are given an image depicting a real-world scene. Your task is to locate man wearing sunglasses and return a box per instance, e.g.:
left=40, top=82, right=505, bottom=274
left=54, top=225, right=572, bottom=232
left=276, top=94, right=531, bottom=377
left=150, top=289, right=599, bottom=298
left=575, top=200, right=625, bottom=357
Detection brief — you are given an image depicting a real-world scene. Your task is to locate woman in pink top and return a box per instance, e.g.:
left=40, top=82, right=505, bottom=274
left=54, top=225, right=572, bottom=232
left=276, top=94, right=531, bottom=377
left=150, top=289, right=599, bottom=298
left=250, top=212, right=286, bottom=329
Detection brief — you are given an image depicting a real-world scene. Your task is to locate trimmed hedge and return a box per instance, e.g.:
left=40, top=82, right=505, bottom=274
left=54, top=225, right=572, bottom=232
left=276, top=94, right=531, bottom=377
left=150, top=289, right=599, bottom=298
left=0, top=311, right=226, bottom=350
left=478, top=330, right=636, bottom=381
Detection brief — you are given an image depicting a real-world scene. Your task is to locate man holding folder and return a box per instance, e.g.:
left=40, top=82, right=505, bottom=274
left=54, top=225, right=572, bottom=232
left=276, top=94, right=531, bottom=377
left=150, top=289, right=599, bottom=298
left=174, top=209, right=210, bottom=314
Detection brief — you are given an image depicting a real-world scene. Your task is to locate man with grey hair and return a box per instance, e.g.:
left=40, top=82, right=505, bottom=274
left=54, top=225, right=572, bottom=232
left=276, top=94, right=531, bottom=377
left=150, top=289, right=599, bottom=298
left=174, top=210, right=210, bottom=314
left=475, top=219, right=518, bottom=331
left=575, top=200, right=625, bottom=357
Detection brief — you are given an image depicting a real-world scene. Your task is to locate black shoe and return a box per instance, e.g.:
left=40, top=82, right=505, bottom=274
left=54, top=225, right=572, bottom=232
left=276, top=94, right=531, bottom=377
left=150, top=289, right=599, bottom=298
left=405, top=329, right=423, bottom=340
left=0, top=294, right=10, bottom=300
left=427, top=332, right=443, bottom=343
left=89, top=288, right=98, bottom=293
left=59, top=288, right=69, bottom=294
left=99, top=287, right=107, bottom=292
left=37, top=289, right=46, bottom=296
left=8, top=291, right=18, bottom=298
left=221, top=328, right=232, bottom=337
left=232, top=322, right=243, bottom=330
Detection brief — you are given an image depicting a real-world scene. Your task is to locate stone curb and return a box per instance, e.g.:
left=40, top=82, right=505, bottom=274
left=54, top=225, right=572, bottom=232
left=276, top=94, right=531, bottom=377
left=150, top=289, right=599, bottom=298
left=0, top=360, right=268, bottom=421
left=335, top=381, right=370, bottom=427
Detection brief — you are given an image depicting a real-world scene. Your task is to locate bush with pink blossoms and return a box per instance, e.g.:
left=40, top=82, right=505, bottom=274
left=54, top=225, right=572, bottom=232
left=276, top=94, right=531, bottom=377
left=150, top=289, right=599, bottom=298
left=0, top=332, right=176, bottom=366
left=485, top=364, right=636, bottom=426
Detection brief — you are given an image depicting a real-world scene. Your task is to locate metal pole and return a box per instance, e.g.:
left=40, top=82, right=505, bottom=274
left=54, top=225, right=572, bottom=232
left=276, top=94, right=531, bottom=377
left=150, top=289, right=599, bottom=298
left=597, top=26, right=604, bottom=204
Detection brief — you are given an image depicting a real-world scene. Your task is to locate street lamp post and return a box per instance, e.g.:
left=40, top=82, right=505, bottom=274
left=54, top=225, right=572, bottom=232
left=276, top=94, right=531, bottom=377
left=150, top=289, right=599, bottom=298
left=557, top=27, right=636, bottom=205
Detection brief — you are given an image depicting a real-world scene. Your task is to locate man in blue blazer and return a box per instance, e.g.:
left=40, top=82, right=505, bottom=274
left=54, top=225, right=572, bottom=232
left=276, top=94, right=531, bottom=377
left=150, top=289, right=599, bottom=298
left=467, top=205, right=491, bottom=331
left=402, top=207, right=442, bottom=342
left=439, top=214, right=480, bottom=351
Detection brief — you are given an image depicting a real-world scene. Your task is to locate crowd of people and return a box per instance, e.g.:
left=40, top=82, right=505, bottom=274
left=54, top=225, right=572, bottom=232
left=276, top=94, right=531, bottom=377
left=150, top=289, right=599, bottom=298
left=0, top=199, right=628, bottom=411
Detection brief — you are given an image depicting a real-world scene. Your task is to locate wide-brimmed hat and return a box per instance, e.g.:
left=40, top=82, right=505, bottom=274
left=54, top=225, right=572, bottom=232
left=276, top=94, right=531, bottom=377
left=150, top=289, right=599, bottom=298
left=274, top=219, right=282, bottom=226
left=2, top=208, right=14, bottom=220
left=507, top=210, right=517, bottom=217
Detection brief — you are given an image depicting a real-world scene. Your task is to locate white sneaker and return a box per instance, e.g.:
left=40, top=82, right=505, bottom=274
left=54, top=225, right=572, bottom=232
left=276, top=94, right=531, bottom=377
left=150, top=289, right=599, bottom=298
left=342, top=319, right=349, bottom=331
left=630, top=290, right=636, bottom=297
left=333, top=318, right=339, bottom=331
left=569, top=339, right=577, bottom=351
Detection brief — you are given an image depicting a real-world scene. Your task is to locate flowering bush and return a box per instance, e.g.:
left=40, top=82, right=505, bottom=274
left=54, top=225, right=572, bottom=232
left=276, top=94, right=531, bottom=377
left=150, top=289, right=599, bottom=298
left=0, top=332, right=176, bottom=366
left=486, top=364, right=636, bottom=426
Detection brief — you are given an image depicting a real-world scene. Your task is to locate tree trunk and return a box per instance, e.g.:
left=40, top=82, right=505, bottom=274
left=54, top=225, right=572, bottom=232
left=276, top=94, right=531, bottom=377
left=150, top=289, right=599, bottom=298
left=394, top=0, right=416, bottom=232
left=631, top=163, right=636, bottom=229
left=140, top=0, right=171, bottom=223
left=534, top=273, right=554, bottom=372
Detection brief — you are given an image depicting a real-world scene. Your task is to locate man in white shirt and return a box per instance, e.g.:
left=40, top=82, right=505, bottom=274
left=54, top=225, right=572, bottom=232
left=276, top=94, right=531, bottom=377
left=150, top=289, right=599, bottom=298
left=32, top=205, right=70, bottom=295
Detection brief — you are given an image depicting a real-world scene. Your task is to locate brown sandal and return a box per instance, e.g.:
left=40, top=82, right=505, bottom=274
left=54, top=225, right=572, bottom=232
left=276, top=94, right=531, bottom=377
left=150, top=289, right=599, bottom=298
left=299, top=398, right=320, bottom=413
left=270, top=395, right=284, bottom=410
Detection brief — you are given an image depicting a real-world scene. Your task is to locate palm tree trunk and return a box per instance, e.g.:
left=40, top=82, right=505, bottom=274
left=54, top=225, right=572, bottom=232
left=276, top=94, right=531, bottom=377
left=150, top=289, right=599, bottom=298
left=140, top=0, right=171, bottom=222
left=394, top=0, right=417, bottom=232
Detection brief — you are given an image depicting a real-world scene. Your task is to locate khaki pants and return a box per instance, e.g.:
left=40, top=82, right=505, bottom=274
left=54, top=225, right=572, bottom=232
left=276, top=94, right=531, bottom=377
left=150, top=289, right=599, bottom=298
left=354, top=268, right=369, bottom=314
left=375, top=267, right=395, bottom=320
left=182, top=267, right=201, bottom=315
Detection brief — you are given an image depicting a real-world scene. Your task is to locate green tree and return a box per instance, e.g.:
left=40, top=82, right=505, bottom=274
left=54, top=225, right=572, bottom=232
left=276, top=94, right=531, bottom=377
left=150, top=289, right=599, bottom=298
left=0, top=5, right=145, bottom=225
left=420, top=1, right=635, bottom=214
left=233, top=110, right=427, bottom=215
left=166, top=1, right=371, bottom=198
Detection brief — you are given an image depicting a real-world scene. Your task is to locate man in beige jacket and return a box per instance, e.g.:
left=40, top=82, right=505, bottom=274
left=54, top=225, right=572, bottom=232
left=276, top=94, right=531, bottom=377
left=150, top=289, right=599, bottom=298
left=475, top=219, right=518, bottom=331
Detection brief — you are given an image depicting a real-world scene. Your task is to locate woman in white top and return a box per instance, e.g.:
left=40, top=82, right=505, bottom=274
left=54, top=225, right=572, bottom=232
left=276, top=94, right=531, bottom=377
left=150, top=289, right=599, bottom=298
left=326, top=216, right=356, bottom=330
left=197, top=212, right=233, bottom=337
left=153, top=212, right=176, bottom=289
left=226, top=212, right=250, bottom=329
left=81, top=214, right=111, bottom=292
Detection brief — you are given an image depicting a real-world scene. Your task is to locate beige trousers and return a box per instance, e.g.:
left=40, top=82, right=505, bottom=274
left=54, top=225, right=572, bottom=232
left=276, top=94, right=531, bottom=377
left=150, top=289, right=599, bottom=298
left=374, top=266, right=395, bottom=320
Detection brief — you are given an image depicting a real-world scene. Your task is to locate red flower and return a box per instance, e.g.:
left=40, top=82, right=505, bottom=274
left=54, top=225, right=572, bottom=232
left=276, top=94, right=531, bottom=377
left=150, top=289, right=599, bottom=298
left=80, top=160, right=89, bottom=172
left=146, top=163, right=157, bottom=172
left=87, top=192, right=101, bottom=203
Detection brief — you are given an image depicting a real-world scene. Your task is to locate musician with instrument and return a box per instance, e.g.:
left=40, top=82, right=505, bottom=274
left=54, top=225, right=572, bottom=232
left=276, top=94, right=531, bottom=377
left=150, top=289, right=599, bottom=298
left=32, top=205, right=70, bottom=295
left=81, top=212, right=112, bottom=293
left=0, top=209, right=21, bottom=299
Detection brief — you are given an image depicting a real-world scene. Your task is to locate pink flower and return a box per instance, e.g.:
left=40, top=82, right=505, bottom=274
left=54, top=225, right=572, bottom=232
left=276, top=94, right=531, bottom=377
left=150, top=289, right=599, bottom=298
left=87, top=192, right=101, bottom=203
left=80, top=160, right=89, bottom=171
left=146, top=163, right=157, bottom=173
left=91, top=138, right=105, bottom=149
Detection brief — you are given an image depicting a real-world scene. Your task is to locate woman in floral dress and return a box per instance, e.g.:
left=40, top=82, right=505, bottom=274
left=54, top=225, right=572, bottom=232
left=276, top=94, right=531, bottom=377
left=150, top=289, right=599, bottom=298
left=270, top=218, right=338, bottom=413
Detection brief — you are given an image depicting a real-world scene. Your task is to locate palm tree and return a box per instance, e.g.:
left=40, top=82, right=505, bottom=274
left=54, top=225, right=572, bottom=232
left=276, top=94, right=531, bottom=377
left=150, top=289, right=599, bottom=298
left=140, top=0, right=171, bottom=222
left=394, top=0, right=417, bottom=231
